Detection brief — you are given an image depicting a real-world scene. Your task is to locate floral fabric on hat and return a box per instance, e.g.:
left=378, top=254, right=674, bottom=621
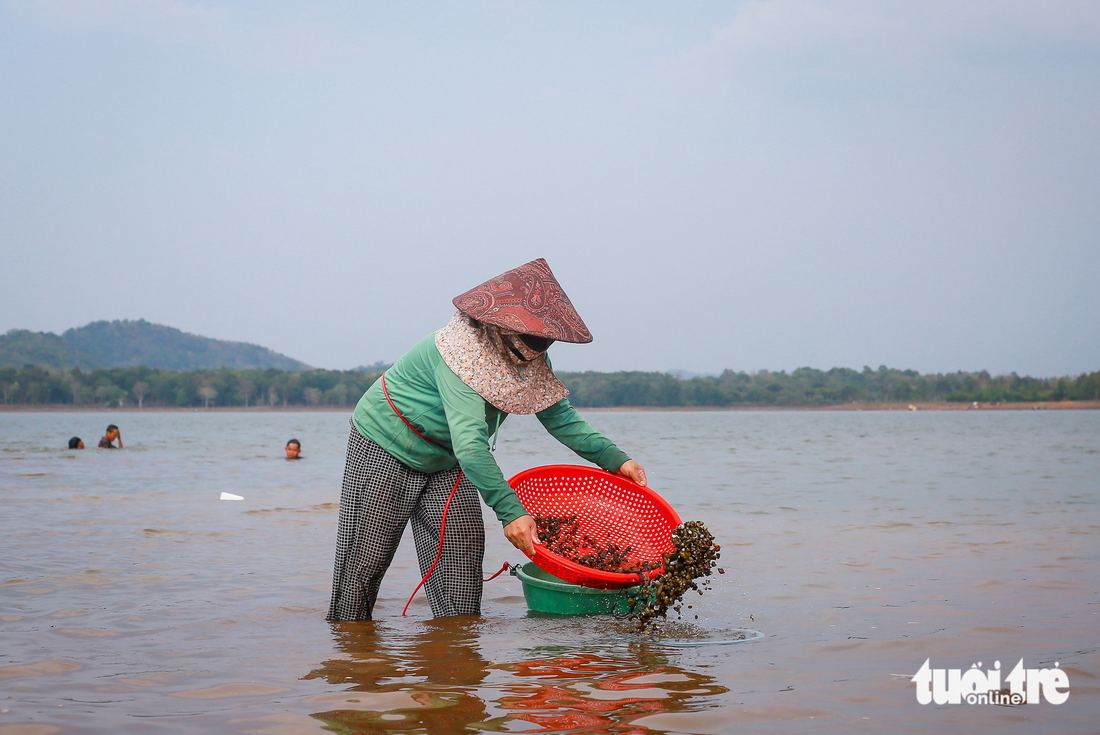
left=435, top=311, right=568, bottom=415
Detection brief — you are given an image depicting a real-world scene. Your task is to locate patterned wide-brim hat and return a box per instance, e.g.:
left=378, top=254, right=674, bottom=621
left=452, top=258, right=593, bottom=344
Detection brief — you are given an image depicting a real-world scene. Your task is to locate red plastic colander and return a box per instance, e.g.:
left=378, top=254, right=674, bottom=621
left=508, top=465, right=682, bottom=589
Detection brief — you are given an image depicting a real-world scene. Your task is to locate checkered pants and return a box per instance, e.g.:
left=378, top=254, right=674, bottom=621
left=327, top=424, right=485, bottom=620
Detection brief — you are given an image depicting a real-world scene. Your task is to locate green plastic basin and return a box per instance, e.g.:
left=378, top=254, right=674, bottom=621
left=512, top=561, right=636, bottom=616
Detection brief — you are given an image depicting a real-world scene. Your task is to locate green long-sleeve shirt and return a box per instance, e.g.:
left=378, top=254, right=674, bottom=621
left=352, top=333, right=631, bottom=525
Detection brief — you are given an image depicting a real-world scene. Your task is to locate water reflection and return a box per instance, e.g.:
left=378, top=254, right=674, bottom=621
left=494, top=653, right=726, bottom=734
left=305, top=618, right=727, bottom=734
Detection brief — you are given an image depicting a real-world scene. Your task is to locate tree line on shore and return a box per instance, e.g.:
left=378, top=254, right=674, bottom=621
left=2, top=363, right=1098, bottom=408
left=563, top=367, right=1099, bottom=407
left=0, top=365, right=378, bottom=408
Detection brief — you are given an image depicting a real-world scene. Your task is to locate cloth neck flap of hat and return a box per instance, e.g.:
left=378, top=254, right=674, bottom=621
left=435, top=312, right=568, bottom=415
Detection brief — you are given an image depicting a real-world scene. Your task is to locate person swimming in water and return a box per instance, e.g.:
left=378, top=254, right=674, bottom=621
left=98, top=424, right=122, bottom=449
left=286, top=438, right=302, bottom=460
left=68, top=436, right=84, bottom=449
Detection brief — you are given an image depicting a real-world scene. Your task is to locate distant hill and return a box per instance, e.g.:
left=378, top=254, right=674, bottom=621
left=0, top=320, right=312, bottom=371
left=0, top=330, right=99, bottom=370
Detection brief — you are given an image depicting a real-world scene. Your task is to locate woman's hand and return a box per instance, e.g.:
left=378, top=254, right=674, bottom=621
left=504, top=514, right=539, bottom=556
left=617, top=459, right=647, bottom=487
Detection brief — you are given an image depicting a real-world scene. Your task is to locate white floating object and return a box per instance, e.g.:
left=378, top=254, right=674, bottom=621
left=220, top=492, right=244, bottom=501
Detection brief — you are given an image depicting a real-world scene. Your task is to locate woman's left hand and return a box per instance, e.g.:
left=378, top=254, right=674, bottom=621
left=617, top=460, right=647, bottom=487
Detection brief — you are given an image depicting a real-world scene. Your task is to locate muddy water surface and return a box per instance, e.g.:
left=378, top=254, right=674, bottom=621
left=1, top=409, right=1098, bottom=733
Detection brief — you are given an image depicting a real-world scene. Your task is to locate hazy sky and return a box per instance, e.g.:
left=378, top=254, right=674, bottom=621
left=2, top=1, right=1097, bottom=375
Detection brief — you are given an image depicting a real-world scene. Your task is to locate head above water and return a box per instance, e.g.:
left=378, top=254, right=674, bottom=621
left=452, top=258, right=592, bottom=345
left=68, top=436, right=83, bottom=449
left=285, top=439, right=301, bottom=460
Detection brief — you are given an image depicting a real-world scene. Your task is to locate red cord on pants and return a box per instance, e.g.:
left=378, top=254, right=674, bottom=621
left=399, top=473, right=513, bottom=616
left=402, top=469, right=463, bottom=617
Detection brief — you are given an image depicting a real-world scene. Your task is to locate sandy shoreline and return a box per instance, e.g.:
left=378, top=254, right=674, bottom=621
left=2, top=400, right=1098, bottom=413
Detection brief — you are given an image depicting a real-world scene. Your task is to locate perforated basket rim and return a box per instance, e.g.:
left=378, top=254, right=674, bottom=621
left=508, top=464, right=682, bottom=588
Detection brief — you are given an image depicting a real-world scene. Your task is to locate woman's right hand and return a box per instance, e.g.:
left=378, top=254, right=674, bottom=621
left=504, top=514, right=539, bottom=556
left=617, top=459, right=647, bottom=487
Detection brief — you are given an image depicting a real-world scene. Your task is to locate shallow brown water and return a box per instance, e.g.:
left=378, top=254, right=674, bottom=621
left=1, top=409, right=1098, bottom=733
